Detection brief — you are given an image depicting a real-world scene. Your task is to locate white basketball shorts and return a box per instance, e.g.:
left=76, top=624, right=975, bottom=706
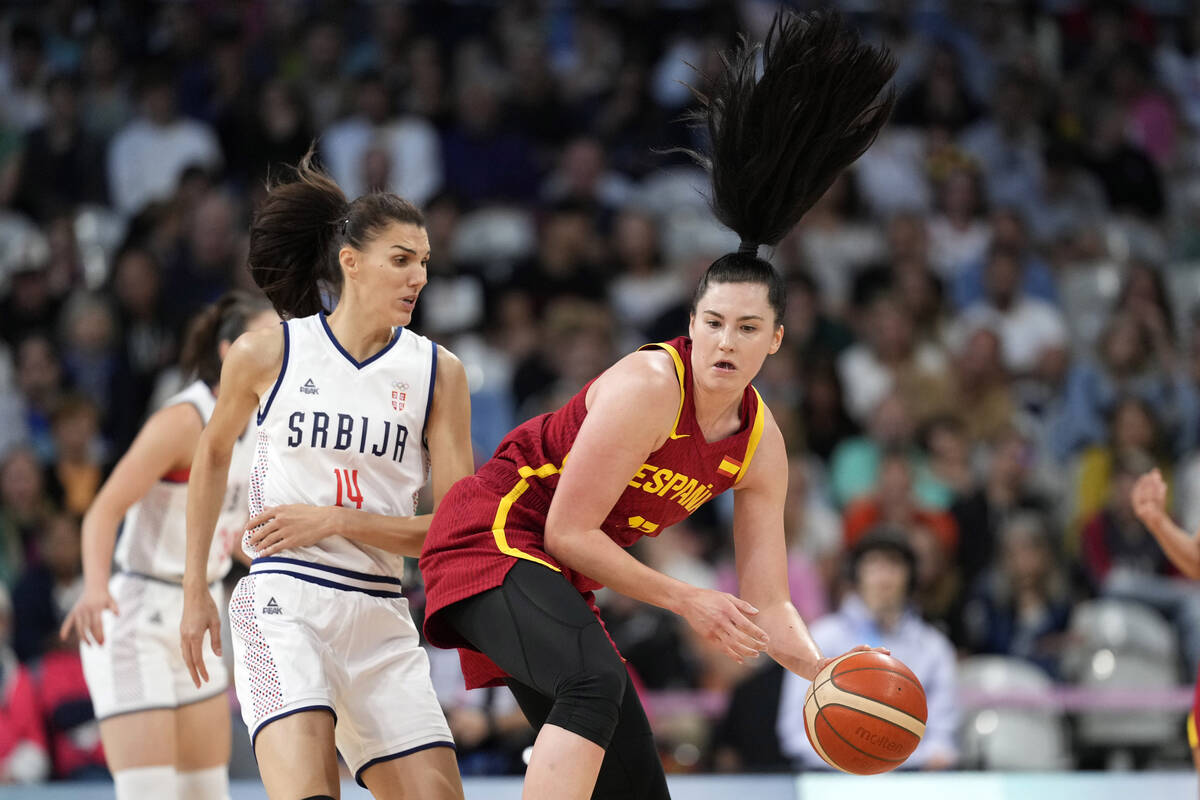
left=80, top=572, right=229, bottom=720
left=229, top=558, right=454, bottom=785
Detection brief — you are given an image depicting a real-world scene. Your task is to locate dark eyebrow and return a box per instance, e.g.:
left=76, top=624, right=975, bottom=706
left=390, top=244, right=417, bottom=255
left=702, top=310, right=764, bottom=322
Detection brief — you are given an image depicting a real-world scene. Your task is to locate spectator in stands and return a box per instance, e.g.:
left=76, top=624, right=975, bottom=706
left=837, top=292, right=951, bottom=425
left=843, top=450, right=958, bottom=556
left=1082, top=103, right=1165, bottom=220
left=542, top=136, right=635, bottom=220
left=1072, top=397, right=1170, bottom=543
left=0, top=23, right=48, bottom=132
left=952, top=208, right=1058, bottom=311
left=79, top=30, right=131, bottom=143
left=1057, top=310, right=1186, bottom=459
left=778, top=530, right=960, bottom=770
left=45, top=398, right=105, bottom=517
left=0, top=252, right=62, bottom=350
left=926, top=163, right=991, bottom=280
left=948, top=325, right=1015, bottom=445
left=607, top=208, right=683, bottom=344
left=961, top=513, right=1072, bottom=677
left=441, top=75, right=539, bottom=205
left=106, top=70, right=222, bottom=217
left=0, top=586, right=50, bottom=784
left=919, top=415, right=975, bottom=508
left=13, top=74, right=108, bottom=223
left=0, top=448, right=54, bottom=587
left=958, top=245, right=1068, bottom=377
left=56, top=293, right=119, bottom=425
left=32, top=627, right=105, bottom=780
left=797, top=357, right=858, bottom=465
left=960, top=71, right=1044, bottom=214
left=11, top=513, right=82, bottom=664
left=320, top=71, right=442, bottom=207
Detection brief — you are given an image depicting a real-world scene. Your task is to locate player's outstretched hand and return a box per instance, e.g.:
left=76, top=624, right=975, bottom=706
left=1131, top=468, right=1168, bottom=526
left=808, top=644, right=892, bottom=680
left=180, top=587, right=222, bottom=688
left=677, top=587, right=769, bottom=664
left=60, top=585, right=119, bottom=646
left=245, top=504, right=341, bottom=556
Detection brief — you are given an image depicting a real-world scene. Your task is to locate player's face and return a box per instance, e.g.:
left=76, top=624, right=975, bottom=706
left=353, top=221, right=430, bottom=328
left=688, top=280, right=783, bottom=393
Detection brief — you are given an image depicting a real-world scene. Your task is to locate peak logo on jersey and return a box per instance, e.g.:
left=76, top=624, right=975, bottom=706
left=300, top=378, right=319, bottom=395
left=263, top=597, right=283, bottom=615
left=391, top=381, right=409, bottom=412
left=148, top=611, right=163, bottom=625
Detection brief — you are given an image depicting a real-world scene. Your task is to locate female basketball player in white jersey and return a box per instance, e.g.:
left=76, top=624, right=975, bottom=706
left=180, top=153, right=473, bottom=800
left=60, top=292, right=276, bottom=800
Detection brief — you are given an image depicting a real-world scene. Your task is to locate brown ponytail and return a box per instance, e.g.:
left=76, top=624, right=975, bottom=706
left=179, top=291, right=273, bottom=387
left=248, top=147, right=426, bottom=319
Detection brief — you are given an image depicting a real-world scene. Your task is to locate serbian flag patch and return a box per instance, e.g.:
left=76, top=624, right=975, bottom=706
left=717, top=456, right=742, bottom=477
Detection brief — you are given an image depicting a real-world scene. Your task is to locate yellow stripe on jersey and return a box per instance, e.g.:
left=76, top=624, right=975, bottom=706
left=734, top=388, right=766, bottom=484
left=638, top=342, right=688, bottom=440
left=491, top=463, right=562, bottom=572
left=1189, top=711, right=1198, bottom=750
left=717, top=457, right=741, bottom=476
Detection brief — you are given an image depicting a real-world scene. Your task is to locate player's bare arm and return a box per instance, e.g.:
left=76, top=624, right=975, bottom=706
left=181, top=325, right=282, bottom=686
left=544, top=350, right=769, bottom=664
left=246, top=346, right=474, bottom=558
left=1132, top=468, right=1200, bottom=578
left=62, top=402, right=202, bottom=645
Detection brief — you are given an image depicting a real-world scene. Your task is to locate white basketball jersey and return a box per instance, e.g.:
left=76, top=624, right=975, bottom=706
left=244, top=314, right=435, bottom=581
left=114, top=380, right=255, bottom=583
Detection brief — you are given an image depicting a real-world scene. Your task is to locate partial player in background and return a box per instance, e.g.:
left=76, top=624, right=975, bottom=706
left=419, top=11, right=898, bottom=799
left=180, top=153, right=473, bottom=800
left=1130, top=467, right=1200, bottom=774
left=60, top=292, right=276, bottom=800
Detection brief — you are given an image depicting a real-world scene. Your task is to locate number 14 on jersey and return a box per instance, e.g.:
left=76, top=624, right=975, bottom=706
left=335, top=468, right=364, bottom=509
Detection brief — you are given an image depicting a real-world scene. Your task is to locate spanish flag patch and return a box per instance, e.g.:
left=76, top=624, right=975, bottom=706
left=717, top=456, right=742, bottom=477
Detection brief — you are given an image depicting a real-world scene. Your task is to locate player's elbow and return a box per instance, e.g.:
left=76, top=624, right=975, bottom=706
left=543, top=522, right=579, bottom=565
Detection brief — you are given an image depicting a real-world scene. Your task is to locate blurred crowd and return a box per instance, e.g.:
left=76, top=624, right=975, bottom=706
left=6, top=0, right=1200, bottom=784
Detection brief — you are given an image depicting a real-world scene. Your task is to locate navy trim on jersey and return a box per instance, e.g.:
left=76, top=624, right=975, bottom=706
left=257, top=320, right=290, bottom=425
left=251, top=705, right=337, bottom=752
left=354, top=741, right=456, bottom=787
left=319, top=312, right=401, bottom=370
left=422, top=339, right=438, bottom=444
left=252, top=556, right=403, bottom=585
left=248, top=570, right=403, bottom=598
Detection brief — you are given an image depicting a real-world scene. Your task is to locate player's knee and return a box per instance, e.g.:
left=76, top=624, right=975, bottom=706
left=548, top=661, right=627, bottom=749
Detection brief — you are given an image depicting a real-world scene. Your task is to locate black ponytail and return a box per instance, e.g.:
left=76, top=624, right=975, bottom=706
left=685, top=10, right=897, bottom=324
left=248, top=147, right=425, bottom=319
left=180, top=290, right=273, bottom=387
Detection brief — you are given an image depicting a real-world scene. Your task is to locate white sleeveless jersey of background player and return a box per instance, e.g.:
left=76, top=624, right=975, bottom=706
left=244, top=313, right=435, bottom=583
left=113, top=379, right=254, bottom=584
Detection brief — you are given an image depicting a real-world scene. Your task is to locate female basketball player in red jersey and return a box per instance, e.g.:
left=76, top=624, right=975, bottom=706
left=61, top=292, right=275, bottom=800
left=419, top=11, right=897, bottom=799
left=180, top=155, right=472, bottom=799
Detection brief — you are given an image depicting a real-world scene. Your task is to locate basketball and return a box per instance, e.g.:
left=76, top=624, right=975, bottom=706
left=804, top=650, right=928, bottom=775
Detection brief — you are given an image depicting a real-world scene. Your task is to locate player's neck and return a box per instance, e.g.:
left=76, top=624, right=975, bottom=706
left=691, top=383, right=744, bottom=442
left=325, top=306, right=394, bottom=363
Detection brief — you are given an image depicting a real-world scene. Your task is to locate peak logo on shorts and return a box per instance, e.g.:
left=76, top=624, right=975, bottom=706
left=262, top=597, right=283, bottom=615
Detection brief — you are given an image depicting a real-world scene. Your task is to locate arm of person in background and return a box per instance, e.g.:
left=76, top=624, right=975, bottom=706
left=243, top=346, right=474, bottom=558
left=181, top=327, right=280, bottom=687
left=914, top=633, right=960, bottom=770
left=1132, top=468, right=1200, bottom=578
left=59, top=402, right=203, bottom=645
left=732, top=409, right=883, bottom=681
left=543, top=350, right=770, bottom=665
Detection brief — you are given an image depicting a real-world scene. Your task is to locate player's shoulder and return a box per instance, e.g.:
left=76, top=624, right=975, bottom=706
left=600, top=348, right=681, bottom=400
left=227, top=323, right=285, bottom=370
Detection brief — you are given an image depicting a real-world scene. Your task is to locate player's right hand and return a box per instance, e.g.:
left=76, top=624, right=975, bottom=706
left=60, top=585, right=118, bottom=646
left=180, top=588, right=222, bottom=688
left=677, top=587, right=769, bottom=664
left=1131, top=468, right=1168, bottom=525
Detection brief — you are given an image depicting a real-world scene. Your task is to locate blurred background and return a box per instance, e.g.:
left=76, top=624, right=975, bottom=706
left=5, top=0, right=1200, bottom=787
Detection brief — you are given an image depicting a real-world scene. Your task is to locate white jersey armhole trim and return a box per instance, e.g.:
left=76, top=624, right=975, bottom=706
left=257, top=320, right=290, bottom=426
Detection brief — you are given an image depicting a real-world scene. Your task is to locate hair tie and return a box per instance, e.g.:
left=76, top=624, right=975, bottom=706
left=737, top=241, right=760, bottom=256
left=339, top=217, right=350, bottom=236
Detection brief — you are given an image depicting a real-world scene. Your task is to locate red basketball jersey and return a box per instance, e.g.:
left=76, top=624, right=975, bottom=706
left=420, top=336, right=766, bottom=687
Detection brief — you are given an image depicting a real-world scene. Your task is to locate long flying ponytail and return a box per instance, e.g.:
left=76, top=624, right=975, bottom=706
left=248, top=149, right=348, bottom=319
left=685, top=10, right=897, bottom=323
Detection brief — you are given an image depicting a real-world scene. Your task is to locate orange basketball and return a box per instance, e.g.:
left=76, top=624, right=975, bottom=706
left=803, top=651, right=927, bottom=775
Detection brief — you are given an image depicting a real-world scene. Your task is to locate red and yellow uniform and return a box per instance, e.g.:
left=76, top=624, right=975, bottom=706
left=420, top=336, right=766, bottom=688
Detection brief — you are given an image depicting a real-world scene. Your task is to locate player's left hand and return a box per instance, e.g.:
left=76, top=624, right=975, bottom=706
left=807, top=644, right=891, bottom=681
left=245, top=504, right=344, bottom=556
